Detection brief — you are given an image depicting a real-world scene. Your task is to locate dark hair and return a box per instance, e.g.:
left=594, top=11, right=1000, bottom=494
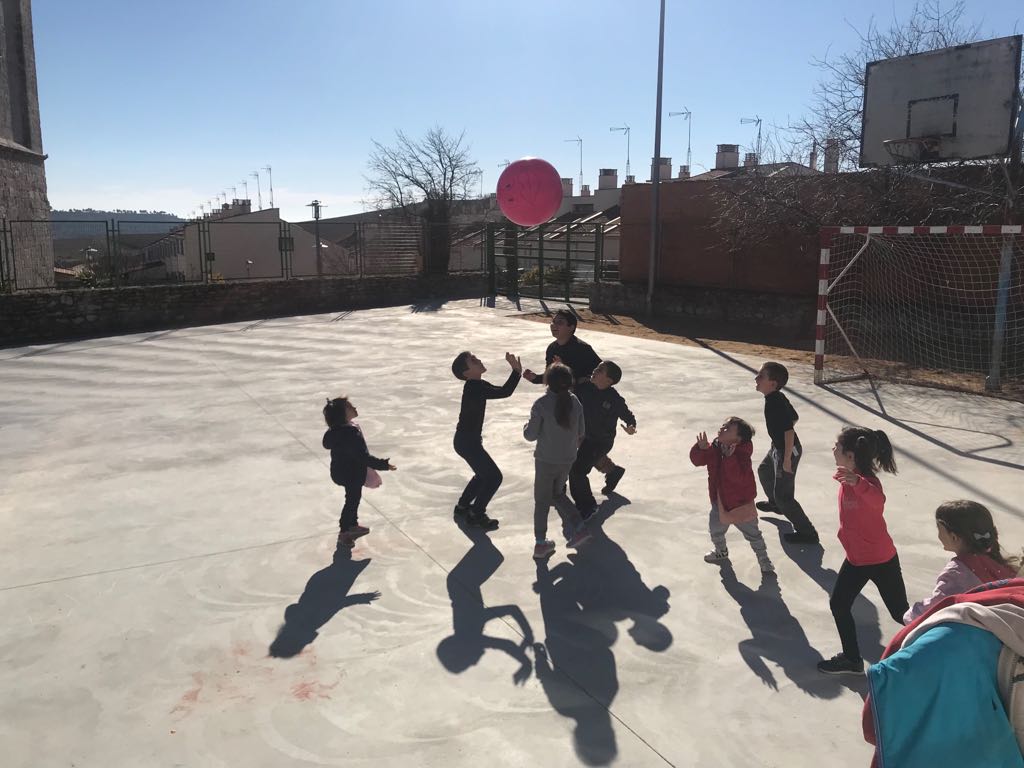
left=553, top=308, right=578, bottom=330
left=837, top=426, right=897, bottom=476
left=451, top=351, right=471, bottom=380
left=725, top=416, right=755, bottom=442
left=600, top=360, right=622, bottom=385
left=545, top=363, right=575, bottom=428
left=323, top=396, right=351, bottom=428
left=761, top=361, right=789, bottom=389
left=936, top=500, right=1016, bottom=569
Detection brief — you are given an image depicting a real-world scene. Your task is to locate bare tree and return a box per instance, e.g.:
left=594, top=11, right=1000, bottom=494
left=794, top=0, right=982, bottom=170
left=712, top=2, right=1022, bottom=251
left=365, top=127, right=479, bottom=274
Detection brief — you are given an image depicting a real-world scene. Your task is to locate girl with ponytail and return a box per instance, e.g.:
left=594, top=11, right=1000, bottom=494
left=904, top=500, right=1019, bottom=622
left=523, top=363, right=591, bottom=559
left=818, top=426, right=908, bottom=676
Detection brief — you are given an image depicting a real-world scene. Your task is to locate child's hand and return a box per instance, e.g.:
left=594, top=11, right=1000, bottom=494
left=387, top=463, right=397, bottom=471
left=622, top=424, right=637, bottom=435
left=552, top=355, right=563, bottom=366
left=505, top=352, right=523, bottom=373
left=696, top=431, right=710, bottom=449
left=834, top=467, right=859, bottom=486
left=523, top=369, right=538, bottom=382
left=782, top=459, right=793, bottom=474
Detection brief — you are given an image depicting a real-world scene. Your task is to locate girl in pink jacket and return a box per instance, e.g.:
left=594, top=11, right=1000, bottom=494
left=904, top=500, right=1018, bottom=623
left=818, top=426, right=907, bottom=676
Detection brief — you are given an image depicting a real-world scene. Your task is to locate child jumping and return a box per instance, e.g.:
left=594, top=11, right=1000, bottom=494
left=524, top=363, right=591, bottom=559
left=570, top=360, right=636, bottom=519
left=690, top=417, right=775, bottom=575
left=322, top=397, right=395, bottom=549
left=904, top=500, right=1018, bottom=623
left=452, top=351, right=523, bottom=531
left=754, top=362, right=818, bottom=544
left=819, top=426, right=907, bottom=676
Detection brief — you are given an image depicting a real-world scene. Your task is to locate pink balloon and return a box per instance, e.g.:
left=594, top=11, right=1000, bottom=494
left=496, top=158, right=562, bottom=226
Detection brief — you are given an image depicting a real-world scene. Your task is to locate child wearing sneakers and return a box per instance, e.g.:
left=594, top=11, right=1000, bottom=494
left=690, top=417, right=774, bottom=575
left=754, top=362, right=818, bottom=544
left=569, top=360, right=636, bottom=519
left=524, top=363, right=591, bottom=559
left=452, top=351, right=523, bottom=531
left=322, top=397, right=396, bottom=548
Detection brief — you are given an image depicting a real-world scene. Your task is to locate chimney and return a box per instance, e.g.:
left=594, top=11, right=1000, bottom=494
left=561, top=178, right=574, bottom=197
left=650, top=156, right=672, bottom=181
left=809, top=140, right=818, bottom=171
left=715, top=144, right=740, bottom=169
left=678, top=165, right=690, bottom=179
left=743, top=152, right=758, bottom=168
left=598, top=168, right=618, bottom=190
left=823, top=138, right=840, bottom=174
left=581, top=184, right=591, bottom=197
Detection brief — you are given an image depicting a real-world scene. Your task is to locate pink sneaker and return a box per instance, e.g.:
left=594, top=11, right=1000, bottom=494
left=567, top=528, right=592, bottom=549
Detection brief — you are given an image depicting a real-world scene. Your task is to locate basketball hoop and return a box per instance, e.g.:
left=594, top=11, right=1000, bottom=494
left=882, top=136, right=942, bottom=164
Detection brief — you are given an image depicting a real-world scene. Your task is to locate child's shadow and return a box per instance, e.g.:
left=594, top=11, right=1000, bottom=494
left=718, top=564, right=854, bottom=698
left=534, top=516, right=671, bottom=767
left=436, top=527, right=534, bottom=685
left=269, top=548, right=379, bottom=658
left=762, top=516, right=886, bottom=664
left=533, top=558, right=620, bottom=767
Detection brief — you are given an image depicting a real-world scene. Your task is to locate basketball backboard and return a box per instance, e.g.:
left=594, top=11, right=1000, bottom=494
left=859, top=35, right=1022, bottom=167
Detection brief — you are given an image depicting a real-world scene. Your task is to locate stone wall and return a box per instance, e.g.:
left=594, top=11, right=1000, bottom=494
left=0, top=273, right=487, bottom=347
left=0, top=0, right=52, bottom=289
left=591, top=281, right=817, bottom=342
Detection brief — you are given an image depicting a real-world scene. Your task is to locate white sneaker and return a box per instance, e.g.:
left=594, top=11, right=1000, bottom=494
left=703, top=548, right=729, bottom=563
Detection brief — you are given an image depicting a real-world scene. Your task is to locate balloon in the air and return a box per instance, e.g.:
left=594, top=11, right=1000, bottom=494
left=496, top=158, right=563, bottom=226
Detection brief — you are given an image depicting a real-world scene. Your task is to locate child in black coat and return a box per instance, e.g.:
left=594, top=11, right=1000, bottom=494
left=322, top=397, right=395, bottom=548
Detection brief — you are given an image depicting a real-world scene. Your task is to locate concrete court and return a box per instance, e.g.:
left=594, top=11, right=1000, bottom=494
left=1, top=297, right=1021, bottom=768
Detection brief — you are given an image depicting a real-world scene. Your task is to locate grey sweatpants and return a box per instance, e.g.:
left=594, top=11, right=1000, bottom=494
left=534, top=458, right=584, bottom=541
left=709, top=503, right=769, bottom=560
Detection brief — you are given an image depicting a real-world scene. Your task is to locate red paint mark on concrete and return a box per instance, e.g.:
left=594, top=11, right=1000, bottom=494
left=170, top=673, right=204, bottom=716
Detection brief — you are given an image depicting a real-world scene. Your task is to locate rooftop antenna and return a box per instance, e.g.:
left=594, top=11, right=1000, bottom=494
left=229, top=186, right=237, bottom=202
left=740, top=115, right=762, bottom=162
left=250, top=170, right=263, bottom=210
left=610, top=125, right=631, bottom=179
left=564, top=136, right=583, bottom=192
left=498, top=159, right=510, bottom=169
left=240, top=179, right=248, bottom=202
left=262, top=166, right=274, bottom=208
left=668, top=107, right=692, bottom=172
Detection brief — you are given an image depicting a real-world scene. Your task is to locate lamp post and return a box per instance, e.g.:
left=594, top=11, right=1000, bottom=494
left=647, top=0, right=666, bottom=316
left=307, top=199, right=325, bottom=277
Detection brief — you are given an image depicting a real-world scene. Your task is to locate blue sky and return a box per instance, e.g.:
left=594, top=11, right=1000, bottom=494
left=33, top=0, right=1023, bottom=221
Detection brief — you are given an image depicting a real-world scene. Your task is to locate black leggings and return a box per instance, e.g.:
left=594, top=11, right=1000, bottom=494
left=340, top=480, right=363, bottom=531
left=454, top=435, right=503, bottom=514
left=829, top=555, right=909, bottom=661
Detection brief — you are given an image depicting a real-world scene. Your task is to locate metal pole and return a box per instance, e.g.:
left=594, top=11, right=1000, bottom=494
left=646, top=0, right=666, bottom=316
left=264, top=166, right=274, bottom=209
left=251, top=171, right=263, bottom=210
left=986, top=235, right=1014, bottom=390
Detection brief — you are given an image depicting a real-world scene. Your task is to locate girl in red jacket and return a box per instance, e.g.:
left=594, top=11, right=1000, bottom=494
left=690, top=417, right=775, bottom=575
left=818, top=426, right=907, bottom=676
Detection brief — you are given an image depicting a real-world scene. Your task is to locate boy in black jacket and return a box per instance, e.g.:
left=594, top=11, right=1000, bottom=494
left=569, top=360, right=636, bottom=519
left=452, top=350, right=523, bottom=530
left=322, top=397, right=395, bottom=548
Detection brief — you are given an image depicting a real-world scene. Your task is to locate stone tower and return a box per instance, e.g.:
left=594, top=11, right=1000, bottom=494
left=0, top=0, right=53, bottom=289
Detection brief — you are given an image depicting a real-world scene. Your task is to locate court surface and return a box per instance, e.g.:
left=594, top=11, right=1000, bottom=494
left=2, top=297, right=1021, bottom=767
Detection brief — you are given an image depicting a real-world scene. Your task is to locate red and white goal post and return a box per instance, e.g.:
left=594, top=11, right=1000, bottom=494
left=814, top=225, right=1023, bottom=393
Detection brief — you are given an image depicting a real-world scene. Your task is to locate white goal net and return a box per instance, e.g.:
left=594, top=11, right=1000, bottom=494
left=815, top=226, right=1023, bottom=396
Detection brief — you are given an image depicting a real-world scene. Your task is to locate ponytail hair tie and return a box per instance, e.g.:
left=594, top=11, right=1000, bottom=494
left=973, top=531, right=993, bottom=541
